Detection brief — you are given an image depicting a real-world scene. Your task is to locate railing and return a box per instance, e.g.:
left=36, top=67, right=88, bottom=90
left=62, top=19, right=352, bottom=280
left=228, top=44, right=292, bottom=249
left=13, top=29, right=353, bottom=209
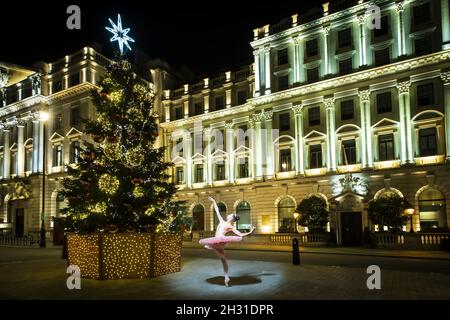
left=211, top=76, right=226, bottom=88
left=302, top=8, right=322, bottom=24
left=172, top=88, right=185, bottom=99
left=93, top=52, right=111, bottom=68
left=270, top=18, right=291, bottom=35
left=375, top=232, right=450, bottom=250
left=329, top=0, right=358, bottom=14
left=374, top=232, right=404, bottom=248
left=270, top=234, right=292, bottom=244
left=298, top=233, right=329, bottom=245
left=190, top=82, right=204, bottom=93
left=234, top=69, right=250, bottom=82
left=0, top=235, right=38, bottom=246
left=420, top=233, right=450, bottom=248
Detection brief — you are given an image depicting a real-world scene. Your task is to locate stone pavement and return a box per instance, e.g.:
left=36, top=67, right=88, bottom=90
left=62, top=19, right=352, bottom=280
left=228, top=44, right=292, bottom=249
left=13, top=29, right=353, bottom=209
left=0, top=247, right=449, bottom=299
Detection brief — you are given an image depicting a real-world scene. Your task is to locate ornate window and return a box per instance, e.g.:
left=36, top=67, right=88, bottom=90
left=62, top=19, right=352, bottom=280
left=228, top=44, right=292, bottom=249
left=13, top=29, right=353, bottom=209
left=419, top=188, right=446, bottom=231
left=278, top=197, right=295, bottom=233
left=192, top=204, right=205, bottom=231
left=309, top=144, right=322, bottom=169
left=419, top=127, right=437, bottom=157
left=236, top=201, right=251, bottom=231
left=378, top=134, right=394, bottom=161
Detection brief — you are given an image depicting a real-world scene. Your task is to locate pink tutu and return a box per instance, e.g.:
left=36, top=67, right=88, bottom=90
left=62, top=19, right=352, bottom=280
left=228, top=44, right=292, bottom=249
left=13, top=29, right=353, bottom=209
left=199, top=235, right=242, bottom=246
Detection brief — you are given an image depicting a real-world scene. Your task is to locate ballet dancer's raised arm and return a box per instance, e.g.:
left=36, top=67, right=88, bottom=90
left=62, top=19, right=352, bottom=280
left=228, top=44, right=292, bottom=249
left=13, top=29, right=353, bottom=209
left=208, top=196, right=224, bottom=224
left=231, top=225, right=255, bottom=237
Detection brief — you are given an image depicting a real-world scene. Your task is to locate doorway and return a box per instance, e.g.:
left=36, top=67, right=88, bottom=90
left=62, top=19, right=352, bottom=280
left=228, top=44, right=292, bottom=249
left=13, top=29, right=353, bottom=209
left=340, top=212, right=362, bottom=246
left=15, top=208, right=24, bottom=237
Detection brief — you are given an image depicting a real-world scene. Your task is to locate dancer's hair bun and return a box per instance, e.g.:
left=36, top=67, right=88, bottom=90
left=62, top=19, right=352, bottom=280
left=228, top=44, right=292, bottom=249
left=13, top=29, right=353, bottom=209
left=232, top=213, right=240, bottom=222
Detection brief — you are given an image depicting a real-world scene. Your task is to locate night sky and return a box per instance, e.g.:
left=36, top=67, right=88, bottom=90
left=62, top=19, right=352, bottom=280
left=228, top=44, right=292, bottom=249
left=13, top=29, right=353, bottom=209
left=2, top=0, right=319, bottom=82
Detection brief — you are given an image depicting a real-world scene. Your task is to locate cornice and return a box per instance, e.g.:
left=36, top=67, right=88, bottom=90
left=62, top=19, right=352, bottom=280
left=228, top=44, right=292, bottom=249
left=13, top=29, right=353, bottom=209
left=250, top=0, right=377, bottom=48
left=0, top=82, right=98, bottom=118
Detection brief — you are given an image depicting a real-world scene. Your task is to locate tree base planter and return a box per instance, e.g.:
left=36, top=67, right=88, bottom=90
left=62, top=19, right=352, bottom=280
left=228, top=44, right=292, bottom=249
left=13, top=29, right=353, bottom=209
left=67, top=232, right=182, bottom=279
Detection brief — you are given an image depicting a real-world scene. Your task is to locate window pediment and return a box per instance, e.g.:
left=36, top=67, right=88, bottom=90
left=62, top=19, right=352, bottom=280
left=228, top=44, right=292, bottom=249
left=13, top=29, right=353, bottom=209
left=49, top=132, right=64, bottom=142
left=66, top=127, right=82, bottom=138
left=304, top=130, right=326, bottom=140
left=372, top=118, right=399, bottom=129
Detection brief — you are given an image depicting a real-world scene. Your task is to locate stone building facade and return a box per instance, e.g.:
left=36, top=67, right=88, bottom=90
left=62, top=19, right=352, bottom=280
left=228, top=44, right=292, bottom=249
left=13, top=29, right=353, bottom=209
left=160, top=0, right=450, bottom=245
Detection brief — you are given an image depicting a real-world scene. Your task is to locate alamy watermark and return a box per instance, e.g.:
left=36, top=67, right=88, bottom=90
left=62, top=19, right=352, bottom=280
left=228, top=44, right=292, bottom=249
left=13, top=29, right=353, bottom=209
left=66, top=265, right=81, bottom=290
left=66, top=5, right=81, bottom=30
left=366, top=265, right=381, bottom=290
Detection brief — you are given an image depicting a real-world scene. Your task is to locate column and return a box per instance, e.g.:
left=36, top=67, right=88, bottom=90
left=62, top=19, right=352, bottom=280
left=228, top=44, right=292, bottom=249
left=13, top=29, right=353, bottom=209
left=39, top=120, right=44, bottom=172
left=202, top=90, right=210, bottom=114
left=442, top=0, right=450, bottom=49
left=440, top=72, right=450, bottom=161
left=395, top=1, right=406, bottom=57
left=253, top=50, right=261, bottom=97
left=397, top=80, right=413, bottom=164
left=357, top=14, right=367, bottom=67
left=253, top=114, right=263, bottom=179
left=224, top=80, right=232, bottom=108
left=324, top=97, right=336, bottom=171
left=17, top=121, right=25, bottom=177
left=183, top=96, right=189, bottom=119
left=3, top=127, right=10, bottom=179
left=293, top=105, right=305, bottom=174
left=292, top=37, right=300, bottom=84
left=264, top=111, right=274, bottom=177
left=225, top=123, right=234, bottom=182
left=323, top=26, right=330, bottom=76
left=359, top=91, right=368, bottom=169
left=365, top=94, right=373, bottom=167
left=264, top=46, right=271, bottom=95
left=296, top=37, right=305, bottom=83
left=184, top=131, right=192, bottom=187
left=204, top=128, right=212, bottom=185
left=359, top=89, right=372, bottom=168
left=164, top=104, right=170, bottom=122
left=32, top=119, right=40, bottom=173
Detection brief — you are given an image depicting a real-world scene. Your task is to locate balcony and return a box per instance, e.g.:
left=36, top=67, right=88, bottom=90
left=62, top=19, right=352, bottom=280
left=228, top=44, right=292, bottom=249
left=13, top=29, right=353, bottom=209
left=337, top=164, right=362, bottom=173
left=373, top=160, right=401, bottom=170
left=415, top=155, right=445, bottom=166
left=275, top=171, right=296, bottom=180
left=305, top=167, right=327, bottom=177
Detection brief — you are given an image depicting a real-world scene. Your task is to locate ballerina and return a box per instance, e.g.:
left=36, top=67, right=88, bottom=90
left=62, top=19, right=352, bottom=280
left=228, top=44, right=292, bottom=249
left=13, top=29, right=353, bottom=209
left=200, top=196, right=255, bottom=287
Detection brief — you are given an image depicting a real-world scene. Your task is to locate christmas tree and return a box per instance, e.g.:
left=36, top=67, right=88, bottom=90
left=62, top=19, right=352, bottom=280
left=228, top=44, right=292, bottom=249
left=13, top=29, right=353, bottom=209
left=61, top=59, right=188, bottom=234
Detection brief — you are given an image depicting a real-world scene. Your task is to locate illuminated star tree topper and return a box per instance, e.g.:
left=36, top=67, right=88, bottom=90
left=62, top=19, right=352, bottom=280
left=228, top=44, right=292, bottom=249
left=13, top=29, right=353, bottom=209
left=105, top=14, right=135, bottom=55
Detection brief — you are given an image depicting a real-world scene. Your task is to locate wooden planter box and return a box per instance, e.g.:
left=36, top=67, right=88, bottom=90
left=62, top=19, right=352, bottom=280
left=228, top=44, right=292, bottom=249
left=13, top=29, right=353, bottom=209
left=67, top=232, right=182, bottom=279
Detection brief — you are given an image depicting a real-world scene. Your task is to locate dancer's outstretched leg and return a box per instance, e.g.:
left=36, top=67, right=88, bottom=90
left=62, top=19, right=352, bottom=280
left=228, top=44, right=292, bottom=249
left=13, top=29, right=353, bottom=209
left=212, top=247, right=230, bottom=286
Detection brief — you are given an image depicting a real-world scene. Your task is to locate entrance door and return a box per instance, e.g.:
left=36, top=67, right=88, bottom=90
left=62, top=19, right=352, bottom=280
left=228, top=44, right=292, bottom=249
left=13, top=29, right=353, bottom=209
left=341, top=212, right=362, bottom=246
left=15, top=209, right=24, bottom=237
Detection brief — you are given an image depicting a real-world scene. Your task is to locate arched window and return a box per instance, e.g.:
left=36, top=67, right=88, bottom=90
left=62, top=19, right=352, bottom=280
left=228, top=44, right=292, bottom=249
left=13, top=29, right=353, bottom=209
left=278, top=197, right=295, bottom=232
left=192, top=204, right=205, bottom=231
left=213, top=202, right=227, bottom=228
left=236, top=201, right=251, bottom=231
left=419, top=188, right=447, bottom=231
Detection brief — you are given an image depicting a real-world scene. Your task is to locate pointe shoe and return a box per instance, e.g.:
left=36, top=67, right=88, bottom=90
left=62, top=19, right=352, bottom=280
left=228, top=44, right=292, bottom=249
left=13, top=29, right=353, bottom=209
left=224, top=276, right=230, bottom=287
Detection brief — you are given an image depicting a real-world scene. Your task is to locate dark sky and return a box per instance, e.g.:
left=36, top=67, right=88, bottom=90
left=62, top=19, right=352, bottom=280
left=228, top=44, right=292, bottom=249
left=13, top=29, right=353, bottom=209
left=2, top=0, right=320, bottom=80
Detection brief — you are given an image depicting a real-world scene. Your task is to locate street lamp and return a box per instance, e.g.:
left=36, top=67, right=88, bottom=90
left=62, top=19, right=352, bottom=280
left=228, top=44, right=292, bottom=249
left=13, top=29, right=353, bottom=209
left=404, top=206, right=415, bottom=233
left=293, top=212, right=300, bottom=233
left=39, top=111, right=49, bottom=248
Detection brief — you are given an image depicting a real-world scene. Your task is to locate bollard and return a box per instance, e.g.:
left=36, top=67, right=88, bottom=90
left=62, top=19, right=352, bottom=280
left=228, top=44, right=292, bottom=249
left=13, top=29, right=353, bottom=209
left=292, top=238, right=300, bottom=265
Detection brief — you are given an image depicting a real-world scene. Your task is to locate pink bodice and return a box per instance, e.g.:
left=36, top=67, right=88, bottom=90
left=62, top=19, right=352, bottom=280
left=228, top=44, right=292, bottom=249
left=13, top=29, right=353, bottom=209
left=215, top=223, right=233, bottom=237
